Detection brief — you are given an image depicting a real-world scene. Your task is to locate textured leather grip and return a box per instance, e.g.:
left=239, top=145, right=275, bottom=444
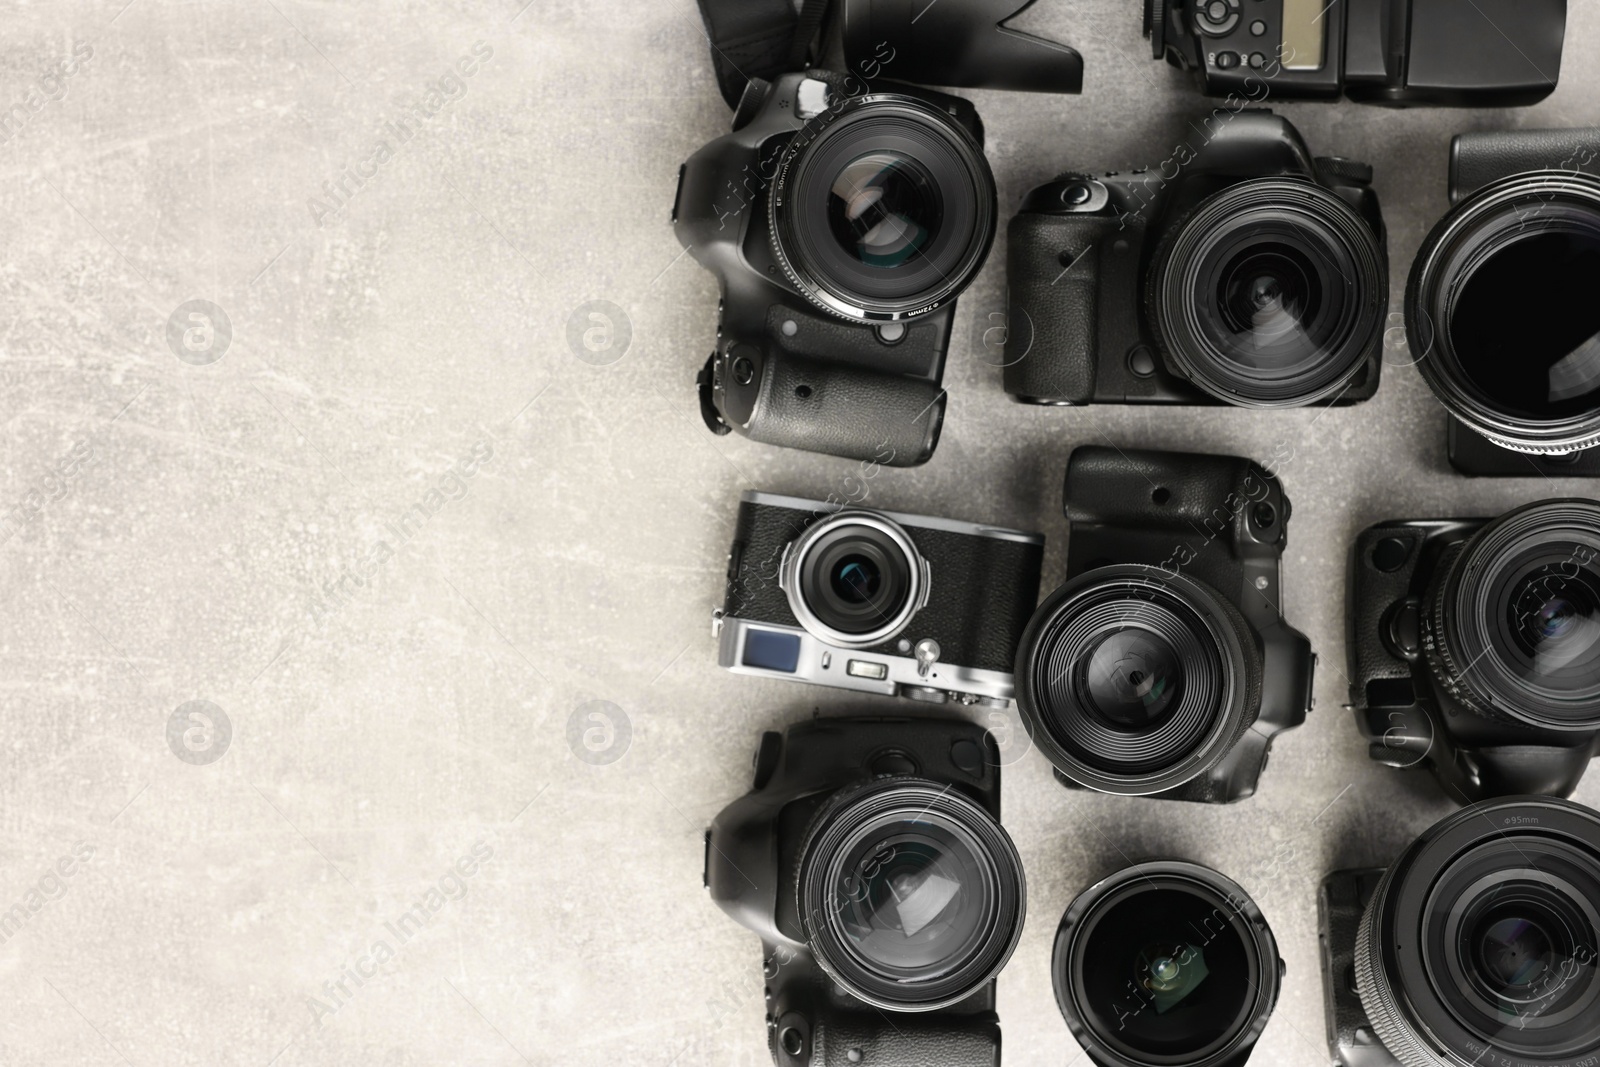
left=1450, top=127, right=1600, bottom=203
left=747, top=353, right=943, bottom=467
left=814, top=1013, right=999, bottom=1067
left=1003, top=211, right=1111, bottom=403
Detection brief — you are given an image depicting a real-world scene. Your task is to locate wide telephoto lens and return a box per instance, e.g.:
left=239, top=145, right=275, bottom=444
left=1409, top=174, right=1600, bottom=454
left=1426, top=499, right=1600, bottom=731
left=798, top=778, right=1026, bottom=1010
left=782, top=512, right=924, bottom=647
left=769, top=91, right=996, bottom=322
left=1356, top=797, right=1600, bottom=1065
left=1014, top=565, right=1262, bottom=795
left=1054, top=861, right=1281, bottom=1067
left=1150, top=178, right=1387, bottom=407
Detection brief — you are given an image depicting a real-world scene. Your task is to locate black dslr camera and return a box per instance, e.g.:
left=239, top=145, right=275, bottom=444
left=1320, top=797, right=1600, bottom=1067
left=1146, top=0, right=1566, bottom=107
left=715, top=491, right=1045, bottom=706
left=1055, top=861, right=1281, bottom=1067
left=1005, top=110, right=1387, bottom=410
left=1349, top=499, right=1600, bottom=802
left=706, top=716, right=1026, bottom=1067
left=1014, top=447, right=1314, bottom=803
left=1406, top=127, right=1600, bottom=477
left=673, top=71, right=996, bottom=466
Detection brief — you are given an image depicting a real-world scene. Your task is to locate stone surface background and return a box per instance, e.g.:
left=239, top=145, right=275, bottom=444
left=0, top=1, right=1597, bottom=1064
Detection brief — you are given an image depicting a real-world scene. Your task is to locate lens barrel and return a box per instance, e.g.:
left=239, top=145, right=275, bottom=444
left=1425, top=499, right=1600, bottom=731
left=1150, top=178, right=1387, bottom=407
left=1409, top=173, right=1600, bottom=455
left=1015, top=565, right=1263, bottom=795
left=769, top=90, right=996, bottom=323
left=1356, top=797, right=1600, bottom=1067
left=1054, top=861, right=1281, bottom=1067
left=797, top=778, right=1026, bottom=1011
left=781, top=511, right=927, bottom=647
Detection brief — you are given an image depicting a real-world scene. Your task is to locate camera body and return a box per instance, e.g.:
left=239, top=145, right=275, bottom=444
left=674, top=71, right=992, bottom=466
left=1004, top=110, right=1384, bottom=409
left=1042, top=447, right=1314, bottom=802
left=705, top=716, right=1007, bottom=1067
left=1146, top=0, right=1565, bottom=107
left=1318, top=868, right=1396, bottom=1067
left=1349, top=518, right=1600, bottom=801
left=716, top=492, right=1045, bottom=706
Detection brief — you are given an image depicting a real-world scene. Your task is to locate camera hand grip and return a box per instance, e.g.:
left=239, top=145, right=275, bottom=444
left=1066, top=446, right=1275, bottom=531
left=814, top=1013, right=999, bottom=1067
left=1450, top=127, right=1600, bottom=203
left=1003, top=212, right=1106, bottom=404
left=748, top=353, right=943, bottom=467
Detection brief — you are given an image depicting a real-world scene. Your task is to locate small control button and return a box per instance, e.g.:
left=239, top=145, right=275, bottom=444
left=1250, top=19, right=1267, bottom=36
left=1248, top=51, right=1266, bottom=68
left=1207, top=0, right=1228, bottom=18
left=847, top=659, right=888, bottom=680
left=1216, top=51, right=1241, bottom=69
left=1128, top=345, right=1156, bottom=377
left=731, top=355, right=755, bottom=385
left=1061, top=182, right=1093, bottom=206
left=950, top=740, right=983, bottom=774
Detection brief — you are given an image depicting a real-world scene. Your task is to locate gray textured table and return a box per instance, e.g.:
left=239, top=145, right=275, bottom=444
left=1, top=2, right=1598, bottom=1065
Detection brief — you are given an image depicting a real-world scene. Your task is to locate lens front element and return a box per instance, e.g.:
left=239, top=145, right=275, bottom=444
left=782, top=511, right=926, bottom=648
left=1151, top=178, right=1386, bottom=407
left=800, top=779, right=1026, bottom=1010
left=1055, top=862, right=1281, bottom=1067
left=1428, top=499, right=1600, bottom=729
left=770, top=91, right=996, bottom=322
left=1015, top=565, right=1262, bottom=795
left=1356, top=797, right=1600, bottom=1065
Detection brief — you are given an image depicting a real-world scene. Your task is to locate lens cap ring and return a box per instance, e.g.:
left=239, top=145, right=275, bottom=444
left=796, top=777, right=1026, bottom=1011
left=1053, top=860, right=1281, bottom=1067
left=1014, top=565, right=1263, bottom=797
left=1149, top=177, right=1387, bottom=408
left=780, top=511, right=926, bottom=648
left=1356, top=797, right=1600, bottom=1066
left=1426, top=499, right=1600, bottom=731
left=768, top=91, right=996, bottom=323
left=1408, top=173, right=1600, bottom=455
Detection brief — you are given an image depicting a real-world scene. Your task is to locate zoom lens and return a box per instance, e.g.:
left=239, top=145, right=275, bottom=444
left=1426, top=499, right=1600, bottom=730
left=1409, top=174, right=1600, bottom=454
left=782, top=511, right=925, bottom=647
left=1150, top=178, right=1386, bottom=407
left=1356, top=798, right=1600, bottom=1065
left=1055, top=862, right=1281, bottom=1067
left=769, top=91, right=996, bottom=322
left=1015, top=566, right=1262, bottom=795
left=799, top=778, right=1026, bottom=1010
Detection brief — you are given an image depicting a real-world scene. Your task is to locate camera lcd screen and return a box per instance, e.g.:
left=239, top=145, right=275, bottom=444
left=742, top=629, right=802, bottom=673
left=1282, top=0, right=1326, bottom=71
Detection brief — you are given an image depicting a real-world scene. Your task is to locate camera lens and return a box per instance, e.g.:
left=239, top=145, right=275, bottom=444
left=1014, top=565, right=1263, bottom=795
left=799, top=779, right=1025, bottom=1010
left=1356, top=798, right=1600, bottom=1064
left=1426, top=499, right=1600, bottom=729
left=1055, top=862, right=1280, bottom=1067
left=783, top=512, right=924, bottom=647
left=1409, top=174, right=1600, bottom=453
left=769, top=92, right=996, bottom=322
left=1150, top=178, right=1386, bottom=407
